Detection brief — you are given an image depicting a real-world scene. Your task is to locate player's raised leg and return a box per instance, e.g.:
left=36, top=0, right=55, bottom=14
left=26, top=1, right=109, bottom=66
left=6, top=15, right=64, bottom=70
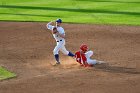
left=85, top=50, right=105, bottom=65
left=60, top=45, right=74, bottom=57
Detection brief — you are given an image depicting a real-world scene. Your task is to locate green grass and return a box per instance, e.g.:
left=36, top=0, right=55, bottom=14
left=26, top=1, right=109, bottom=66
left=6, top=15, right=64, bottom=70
left=0, top=0, right=140, bottom=25
left=0, top=66, right=16, bottom=80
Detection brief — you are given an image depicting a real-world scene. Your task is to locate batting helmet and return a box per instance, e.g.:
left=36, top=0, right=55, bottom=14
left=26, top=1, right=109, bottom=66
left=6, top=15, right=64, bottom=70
left=56, top=19, right=62, bottom=23
left=80, top=44, right=88, bottom=52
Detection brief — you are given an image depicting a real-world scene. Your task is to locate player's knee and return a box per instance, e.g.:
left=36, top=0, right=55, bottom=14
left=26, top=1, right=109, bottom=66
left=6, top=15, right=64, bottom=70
left=64, top=53, right=68, bottom=55
left=53, top=50, right=58, bottom=55
left=88, top=50, right=93, bottom=55
left=63, top=51, right=69, bottom=55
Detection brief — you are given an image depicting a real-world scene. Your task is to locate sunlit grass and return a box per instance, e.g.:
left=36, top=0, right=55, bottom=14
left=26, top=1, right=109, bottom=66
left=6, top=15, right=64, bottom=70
left=0, top=66, right=16, bottom=80
left=0, top=0, right=140, bottom=25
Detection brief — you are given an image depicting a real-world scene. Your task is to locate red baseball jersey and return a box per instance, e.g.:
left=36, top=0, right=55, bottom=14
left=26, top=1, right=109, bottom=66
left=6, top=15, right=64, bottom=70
left=75, top=51, right=87, bottom=65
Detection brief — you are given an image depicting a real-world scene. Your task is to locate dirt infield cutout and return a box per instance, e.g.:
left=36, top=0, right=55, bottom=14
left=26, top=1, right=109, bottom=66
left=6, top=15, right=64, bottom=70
left=0, top=22, right=140, bottom=93
left=136, top=62, right=140, bottom=71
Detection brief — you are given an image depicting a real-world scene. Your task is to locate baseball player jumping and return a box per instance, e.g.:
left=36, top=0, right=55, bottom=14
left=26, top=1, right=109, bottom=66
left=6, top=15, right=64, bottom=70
left=46, top=19, right=75, bottom=65
left=75, top=44, right=105, bottom=67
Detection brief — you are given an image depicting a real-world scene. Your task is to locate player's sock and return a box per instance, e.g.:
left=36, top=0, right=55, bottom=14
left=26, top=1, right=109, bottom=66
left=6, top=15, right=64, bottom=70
left=54, top=54, right=60, bottom=63
left=68, top=52, right=75, bottom=57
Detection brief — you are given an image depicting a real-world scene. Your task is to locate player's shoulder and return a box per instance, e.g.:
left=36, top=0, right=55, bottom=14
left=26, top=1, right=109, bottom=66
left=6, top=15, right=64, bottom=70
left=75, top=51, right=81, bottom=54
left=57, top=26, right=64, bottom=30
left=57, top=26, right=65, bottom=33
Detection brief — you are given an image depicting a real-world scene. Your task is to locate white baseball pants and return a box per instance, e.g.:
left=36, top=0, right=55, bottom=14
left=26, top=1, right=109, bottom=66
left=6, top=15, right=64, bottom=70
left=85, top=51, right=97, bottom=65
left=53, top=39, right=69, bottom=55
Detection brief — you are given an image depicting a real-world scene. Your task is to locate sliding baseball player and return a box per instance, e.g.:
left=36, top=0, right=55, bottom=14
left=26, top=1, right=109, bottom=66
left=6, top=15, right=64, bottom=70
left=75, top=44, right=105, bottom=67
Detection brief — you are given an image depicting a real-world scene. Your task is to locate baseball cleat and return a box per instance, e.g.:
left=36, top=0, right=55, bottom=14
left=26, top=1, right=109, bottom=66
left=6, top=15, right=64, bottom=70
left=53, top=62, right=61, bottom=66
left=96, top=61, right=106, bottom=64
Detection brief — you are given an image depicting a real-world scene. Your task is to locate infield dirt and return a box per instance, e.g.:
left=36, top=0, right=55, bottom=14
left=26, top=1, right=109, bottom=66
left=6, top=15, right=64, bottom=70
left=0, top=22, right=140, bottom=93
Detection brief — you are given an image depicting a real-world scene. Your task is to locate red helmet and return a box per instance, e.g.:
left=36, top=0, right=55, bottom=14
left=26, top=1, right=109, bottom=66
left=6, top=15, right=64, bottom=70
left=80, top=44, right=88, bottom=52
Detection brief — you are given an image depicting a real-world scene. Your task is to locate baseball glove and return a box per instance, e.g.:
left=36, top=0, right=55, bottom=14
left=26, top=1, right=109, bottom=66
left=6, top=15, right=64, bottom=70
left=52, top=27, right=58, bottom=34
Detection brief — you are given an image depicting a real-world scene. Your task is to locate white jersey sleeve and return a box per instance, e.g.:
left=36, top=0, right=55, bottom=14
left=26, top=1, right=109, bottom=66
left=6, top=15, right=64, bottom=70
left=47, top=22, right=54, bottom=30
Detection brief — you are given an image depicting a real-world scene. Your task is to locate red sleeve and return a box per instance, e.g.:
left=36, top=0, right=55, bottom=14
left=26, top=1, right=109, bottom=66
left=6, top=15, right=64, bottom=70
left=75, top=51, right=87, bottom=65
left=75, top=51, right=81, bottom=64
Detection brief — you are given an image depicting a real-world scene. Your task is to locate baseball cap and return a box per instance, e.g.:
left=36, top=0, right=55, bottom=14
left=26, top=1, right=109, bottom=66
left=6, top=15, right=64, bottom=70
left=80, top=44, right=88, bottom=52
left=56, top=19, right=62, bottom=23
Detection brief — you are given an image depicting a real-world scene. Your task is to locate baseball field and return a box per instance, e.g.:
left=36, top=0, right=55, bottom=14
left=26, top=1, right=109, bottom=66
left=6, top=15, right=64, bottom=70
left=0, top=0, right=140, bottom=93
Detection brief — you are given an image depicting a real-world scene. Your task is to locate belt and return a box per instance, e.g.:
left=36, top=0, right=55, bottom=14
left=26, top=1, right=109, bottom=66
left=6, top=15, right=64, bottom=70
left=57, top=40, right=62, bottom=42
